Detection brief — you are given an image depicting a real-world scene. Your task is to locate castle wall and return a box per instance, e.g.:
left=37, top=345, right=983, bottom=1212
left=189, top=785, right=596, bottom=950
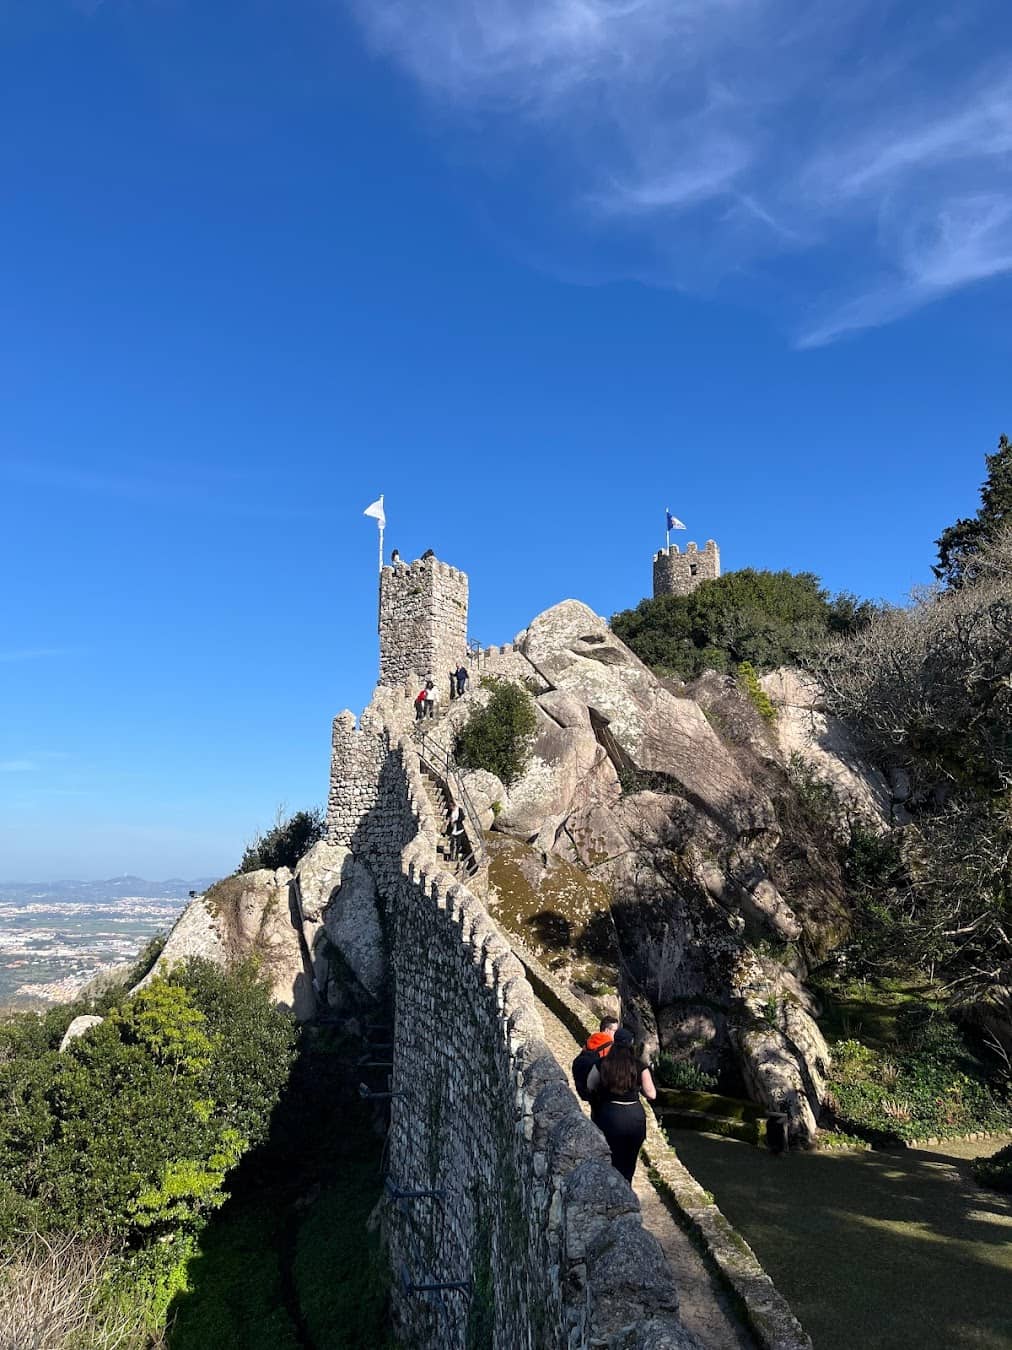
left=342, top=713, right=692, bottom=1349
left=326, top=711, right=384, bottom=846
left=379, top=556, right=468, bottom=688
left=653, top=539, right=721, bottom=598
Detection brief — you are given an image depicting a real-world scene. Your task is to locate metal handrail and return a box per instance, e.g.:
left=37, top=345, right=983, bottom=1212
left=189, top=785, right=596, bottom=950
left=415, top=725, right=488, bottom=876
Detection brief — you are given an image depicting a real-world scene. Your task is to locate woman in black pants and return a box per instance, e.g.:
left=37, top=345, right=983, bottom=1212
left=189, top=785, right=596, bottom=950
left=587, top=1028, right=656, bottom=1182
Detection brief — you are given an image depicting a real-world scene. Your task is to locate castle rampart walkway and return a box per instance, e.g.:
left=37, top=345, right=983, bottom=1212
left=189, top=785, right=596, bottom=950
left=529, top=985, right=755, bottom=1350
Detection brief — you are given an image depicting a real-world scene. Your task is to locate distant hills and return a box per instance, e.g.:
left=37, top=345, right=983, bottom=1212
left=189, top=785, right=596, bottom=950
left=0, top=876, right=218, bottom=903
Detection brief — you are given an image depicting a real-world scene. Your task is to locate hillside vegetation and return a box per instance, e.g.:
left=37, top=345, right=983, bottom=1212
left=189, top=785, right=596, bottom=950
left=612, top=567, right=876, bottom=678
left=604, top=435, right=1012, bottom=1175
left=0, top=959, right=296, bottom=1346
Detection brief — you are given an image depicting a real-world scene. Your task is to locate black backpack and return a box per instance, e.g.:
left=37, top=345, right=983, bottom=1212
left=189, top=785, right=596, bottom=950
left=572, top=1047, right=602, bottom=1102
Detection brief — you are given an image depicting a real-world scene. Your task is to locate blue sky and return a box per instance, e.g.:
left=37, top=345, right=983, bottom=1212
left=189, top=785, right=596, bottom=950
left=2, top=0, right=1010, bottom=879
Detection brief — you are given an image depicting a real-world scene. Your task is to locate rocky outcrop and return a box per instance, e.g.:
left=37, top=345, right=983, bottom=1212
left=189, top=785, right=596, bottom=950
left=731, top=956, right=831, bottom=1142
left=496, top=705, right=619, bottom=847
left=59, top=1015, right=103, bottom=1052
left=459, top=606, right=853, bottom=1139
left=123, top=837, right=387, bottom=1028
left=139, top=891, right=226, bottom=983
left=140, top=869, right=317, bottom=1021
left=459, top=768, right=507, bottom=831
left=761, top=667, right=892, bottom=827
left=521, top=601, right=776, bottom=838
left=317, top=848, right=386, bottom=1001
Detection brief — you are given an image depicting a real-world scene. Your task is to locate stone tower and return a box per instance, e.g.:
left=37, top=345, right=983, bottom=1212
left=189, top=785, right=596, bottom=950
left=378, top=553, right=469, bottom=687
left=652, top=539, right=720, bottom=598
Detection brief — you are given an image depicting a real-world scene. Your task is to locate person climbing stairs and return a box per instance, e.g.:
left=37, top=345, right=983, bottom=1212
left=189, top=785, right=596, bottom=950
left=419, top=764, right=480, bottom=880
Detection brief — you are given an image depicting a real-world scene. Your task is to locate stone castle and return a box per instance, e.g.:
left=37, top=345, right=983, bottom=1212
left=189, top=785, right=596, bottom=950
left=653, top=539, right=721, bottom=598
left=320, top=550, right=808, bottom=1350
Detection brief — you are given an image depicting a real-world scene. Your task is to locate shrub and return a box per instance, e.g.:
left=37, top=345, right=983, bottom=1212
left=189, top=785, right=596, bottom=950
left=827, top=1023, right=1012, bottom=1143
left=786, top=753, right=849, bottom=839
left=844, top=823, right=904, bottom=895
left=455, top=678, right=538, bottom=788
left=238, top=807, right=324, bottom=874
left=654, top=1054, right=719, bottom=1092
left=0, top=1233, right=151, bottom=1350
left=737, top=661, right=777, bottom=724
left=934, top=434, right=1012, bottom=589
left=35, top=983, right=229, bottom=1237
left=166, top=958, right=297, bottom=1151
left=972, top=1141, right=1012, bottom=1192
left=0, top=967, right=295, bottom=1243
left=611, top=568, right=876, bottom=678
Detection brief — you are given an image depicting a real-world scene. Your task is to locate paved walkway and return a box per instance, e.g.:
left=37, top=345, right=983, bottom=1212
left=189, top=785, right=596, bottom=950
left=531, top=991, right=755, bottom=1350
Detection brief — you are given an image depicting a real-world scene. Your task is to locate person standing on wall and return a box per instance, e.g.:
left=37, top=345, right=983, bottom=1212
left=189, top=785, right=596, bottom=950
left=414, top=685, right=427, bottom=721
left=455, top=663, right=469, bottom=698
left=586, top=1028, right=656, bottom=1183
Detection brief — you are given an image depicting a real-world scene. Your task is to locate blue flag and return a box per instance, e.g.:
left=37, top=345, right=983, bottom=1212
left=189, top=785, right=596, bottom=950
left=666, top=510, right=685, bottom=531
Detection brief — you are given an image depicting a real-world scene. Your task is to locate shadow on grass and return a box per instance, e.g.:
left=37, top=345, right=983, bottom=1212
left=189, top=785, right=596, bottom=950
left=167, top=1028, right=395, bottom=1350
left=670, top=1129, right=1012, bottom=1350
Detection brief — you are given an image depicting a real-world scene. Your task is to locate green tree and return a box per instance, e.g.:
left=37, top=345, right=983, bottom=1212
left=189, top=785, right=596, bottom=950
left=935, top=433, right=1012, bottom=588
left=0, top=969, right=297, bottom=1243
left=166, top=957, right=297, bottom=1150
left=455, top=678, right=538, bottom=787
left=238, top=807, right=324, bottom=874
left=816, top=529, right=1012, bottom=999
left=611, top=569, right=876, bottom=677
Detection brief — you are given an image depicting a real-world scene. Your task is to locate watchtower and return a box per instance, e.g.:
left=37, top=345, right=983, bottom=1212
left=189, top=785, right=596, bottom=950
left=652, top=539, right=720, bottom=598
left=378, top=553, right=469, bottom=687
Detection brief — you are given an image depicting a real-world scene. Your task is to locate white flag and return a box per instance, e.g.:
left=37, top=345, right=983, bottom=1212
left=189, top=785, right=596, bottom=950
left=363, top=495, right=386, bottom=528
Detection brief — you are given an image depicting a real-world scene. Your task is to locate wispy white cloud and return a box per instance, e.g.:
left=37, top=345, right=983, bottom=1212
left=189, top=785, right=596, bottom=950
left=345, top=0, right=1012, bottom=342
left=0, top=761, right=37, bottom=773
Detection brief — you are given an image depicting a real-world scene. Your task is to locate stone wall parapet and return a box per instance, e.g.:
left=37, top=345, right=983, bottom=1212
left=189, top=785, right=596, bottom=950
left=356, top=705, right=696, bottom=1349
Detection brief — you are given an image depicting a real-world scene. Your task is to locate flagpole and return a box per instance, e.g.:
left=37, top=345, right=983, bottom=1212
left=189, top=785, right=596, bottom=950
left=665, top=507, right=670, bottom=552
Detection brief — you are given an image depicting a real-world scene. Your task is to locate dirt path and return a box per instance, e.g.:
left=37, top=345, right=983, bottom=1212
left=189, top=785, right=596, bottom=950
left=531, top=992, right=755, bottom=1350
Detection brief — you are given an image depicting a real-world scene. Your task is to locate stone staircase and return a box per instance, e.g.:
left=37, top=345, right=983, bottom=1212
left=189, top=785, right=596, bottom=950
left=419, top=763, right=480, bottom=881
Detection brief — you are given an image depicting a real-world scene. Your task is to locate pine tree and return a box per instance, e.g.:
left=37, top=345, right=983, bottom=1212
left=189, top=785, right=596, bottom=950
left=934, top=434, right=1012, bottom=587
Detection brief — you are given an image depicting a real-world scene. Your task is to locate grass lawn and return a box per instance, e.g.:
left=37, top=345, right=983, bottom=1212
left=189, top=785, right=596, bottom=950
left=168, top=1031, right=395, bottom=1349
left=671, top=1129, right=1012, bottom=1350
left=167, top=1201, right=303, bottom=1350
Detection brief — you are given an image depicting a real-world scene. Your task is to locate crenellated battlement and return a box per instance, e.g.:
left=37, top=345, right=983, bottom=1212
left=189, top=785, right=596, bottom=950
left=653, top=537, right=720, bottom=597
left=378, top=552, right=469, bottom=688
